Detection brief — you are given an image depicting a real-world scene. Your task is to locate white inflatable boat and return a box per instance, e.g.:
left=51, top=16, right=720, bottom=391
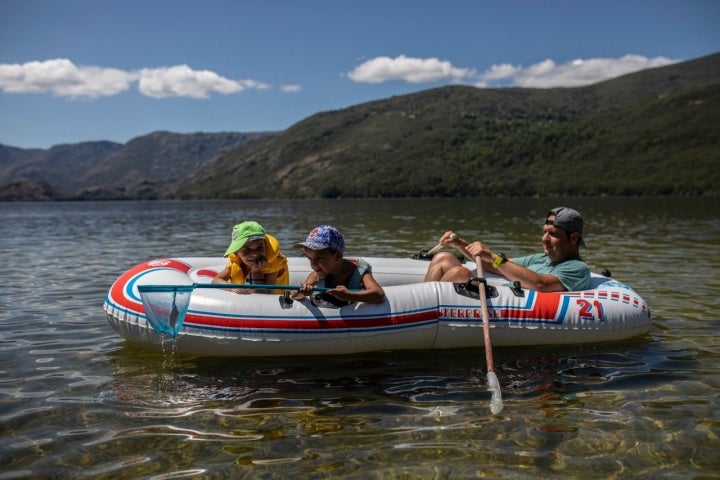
left=104, top=256, right=651, bottom=357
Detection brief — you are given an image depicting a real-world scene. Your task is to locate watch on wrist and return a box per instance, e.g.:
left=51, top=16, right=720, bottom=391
left=492, top=252, right=508, bottom=269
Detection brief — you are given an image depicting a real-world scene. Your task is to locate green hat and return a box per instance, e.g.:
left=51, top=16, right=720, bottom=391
left=224, top=221, right=266, bottom=257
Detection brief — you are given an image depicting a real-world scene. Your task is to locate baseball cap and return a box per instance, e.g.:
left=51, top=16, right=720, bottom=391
left=223, top=221, right=266, bottom=257
left=295, top=225, right=345, bottom=252
left=547, top=207, right=586, bottom=247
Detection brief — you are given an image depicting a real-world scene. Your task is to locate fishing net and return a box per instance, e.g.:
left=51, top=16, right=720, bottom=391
left=138, top=285, right=193, bottom=338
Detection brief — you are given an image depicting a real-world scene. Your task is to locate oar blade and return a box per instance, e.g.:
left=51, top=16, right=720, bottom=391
left=486, top=371, right=504, bottom=415
left=138, top=285, right=193, bottom=338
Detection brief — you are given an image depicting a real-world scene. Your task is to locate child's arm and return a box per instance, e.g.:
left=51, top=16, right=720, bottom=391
left=328, top=272, right=385, bottom=304
left=212, top=266, right=232, bottom=284
left=292, top=272, right=319, bottom=299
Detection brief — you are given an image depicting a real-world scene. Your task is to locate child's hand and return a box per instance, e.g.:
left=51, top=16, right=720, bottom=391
left=292, top=282, right=314, bottom=300
left=292, top=282, right=317, bottom=301
left=328, top=285, right=351, bottom=301
left=247, top=255, right=268, bottom=270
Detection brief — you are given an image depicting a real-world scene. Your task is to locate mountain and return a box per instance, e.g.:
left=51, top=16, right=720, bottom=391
left=1, top=52, right=718, bottom=201
left=171, top=52, right=720, bottom=198
left=0, top=131, right=274, bottom=200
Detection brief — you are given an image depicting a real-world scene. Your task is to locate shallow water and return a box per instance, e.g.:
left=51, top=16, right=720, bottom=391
left=1, top=198, right=719, bottom=478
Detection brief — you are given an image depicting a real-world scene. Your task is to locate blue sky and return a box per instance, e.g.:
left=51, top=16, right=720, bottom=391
left=1, top=0, right=718, bottom=149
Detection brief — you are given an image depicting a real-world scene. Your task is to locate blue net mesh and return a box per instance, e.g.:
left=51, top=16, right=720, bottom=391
left=138, top=285, right=193, bottom=338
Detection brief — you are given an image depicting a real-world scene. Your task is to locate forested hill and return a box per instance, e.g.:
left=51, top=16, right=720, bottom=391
left=0, top=132, right=273, bottom=200
left=1, top=52, right=718, bottom=201
left=173, top=52, right=719, bottom=198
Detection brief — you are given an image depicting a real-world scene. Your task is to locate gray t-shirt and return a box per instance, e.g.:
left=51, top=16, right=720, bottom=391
left=513, top=253, right=590, bottom=291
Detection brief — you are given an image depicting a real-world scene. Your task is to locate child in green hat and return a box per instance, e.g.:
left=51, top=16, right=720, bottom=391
left=212, top=221, right=290, bottom=294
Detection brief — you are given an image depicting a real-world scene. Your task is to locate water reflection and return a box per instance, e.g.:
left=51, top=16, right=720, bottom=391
left=1, top=198, right=719, bottom=478
left=95, top=333, right=698, bottom=476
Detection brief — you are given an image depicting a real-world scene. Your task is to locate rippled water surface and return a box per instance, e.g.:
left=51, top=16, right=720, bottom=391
left=1, top=198, right=719, bottom=479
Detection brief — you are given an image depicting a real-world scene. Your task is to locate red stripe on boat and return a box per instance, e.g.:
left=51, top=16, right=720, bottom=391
left=184, top=309, right=439, bottom=331
left=109, top=259, right=191, bottom=310
left=195, top=268, right=219, bottom=278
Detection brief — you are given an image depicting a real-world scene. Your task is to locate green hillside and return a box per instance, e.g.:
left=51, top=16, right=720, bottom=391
left=172, top=53, right=719, bottom=199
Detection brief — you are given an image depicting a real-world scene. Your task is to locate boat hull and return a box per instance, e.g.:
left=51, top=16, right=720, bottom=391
left=104, top=257, right=652, bottom=356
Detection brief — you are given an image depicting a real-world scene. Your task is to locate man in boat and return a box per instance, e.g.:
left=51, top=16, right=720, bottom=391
left=424, top=207, right=590, bottom=292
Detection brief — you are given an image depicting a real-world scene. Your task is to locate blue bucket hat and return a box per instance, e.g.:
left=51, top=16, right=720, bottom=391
left=295, top=225, right=345, bottom=252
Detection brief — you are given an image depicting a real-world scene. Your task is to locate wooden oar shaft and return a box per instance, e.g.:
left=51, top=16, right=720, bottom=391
left=476, top=254, right=503, bottom=413
left=426, top=242, right=445, bottom=256
left=427, top=232, right=459, bottom=256
left=475, top=257, right=495, bottom=372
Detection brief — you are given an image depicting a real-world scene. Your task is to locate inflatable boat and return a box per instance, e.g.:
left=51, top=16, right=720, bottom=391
left=104, top=256, right=651, bottom=357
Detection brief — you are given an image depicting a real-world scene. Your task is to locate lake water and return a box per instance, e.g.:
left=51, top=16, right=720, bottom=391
left=1, top=197, right=719, bottom=479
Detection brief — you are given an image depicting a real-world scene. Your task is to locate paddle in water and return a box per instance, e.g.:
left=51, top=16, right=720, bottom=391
left=475, top=256, right=504, bottom=414
left=430, top=232, right=504, bottom=413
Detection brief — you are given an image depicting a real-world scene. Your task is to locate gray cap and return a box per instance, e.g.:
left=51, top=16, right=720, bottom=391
left=547, top=207, right=585, bottom=247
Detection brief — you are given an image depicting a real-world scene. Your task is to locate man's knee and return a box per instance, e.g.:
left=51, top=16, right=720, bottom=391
left=432, top=251, right=460, bottom=266
left=441, top=266, right=472, bottom=282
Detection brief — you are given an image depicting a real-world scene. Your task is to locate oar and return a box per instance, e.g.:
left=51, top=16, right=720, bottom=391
left=426, top=242, right=446, bottom=256
left=426, top=232, right=459, bottom=256
left=427, top=232, right=477, bottom=261
left=475, top=256, right=504, bottom=414
left=137, top=283, right=333, bottom=338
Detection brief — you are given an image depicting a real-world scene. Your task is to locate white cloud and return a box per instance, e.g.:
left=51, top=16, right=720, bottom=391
left=281, top=84, right=301, bottom=93
left=501, top=55, right=678, bottom=88
left=0, top=58, right=135, bottom=98
left=0, top=59, right=270, bottom=99
left=137, top=65, right=268, bottom=99
left=0, top=54, right=682, bottom=102
left=237, top=79, right=271, bottom=90
left=347, top=55, right=472, bottom=84
left=482, top=63, right=521, bottom=81
left=348, top=54, right=679, bottom=88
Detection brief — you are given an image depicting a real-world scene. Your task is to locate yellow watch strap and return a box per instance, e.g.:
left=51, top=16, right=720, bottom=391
left=492, top=254, right=506, bottom=269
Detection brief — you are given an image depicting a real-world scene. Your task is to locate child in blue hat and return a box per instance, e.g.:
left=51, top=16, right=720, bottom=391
left=293, top=225, right=385, bottom=304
